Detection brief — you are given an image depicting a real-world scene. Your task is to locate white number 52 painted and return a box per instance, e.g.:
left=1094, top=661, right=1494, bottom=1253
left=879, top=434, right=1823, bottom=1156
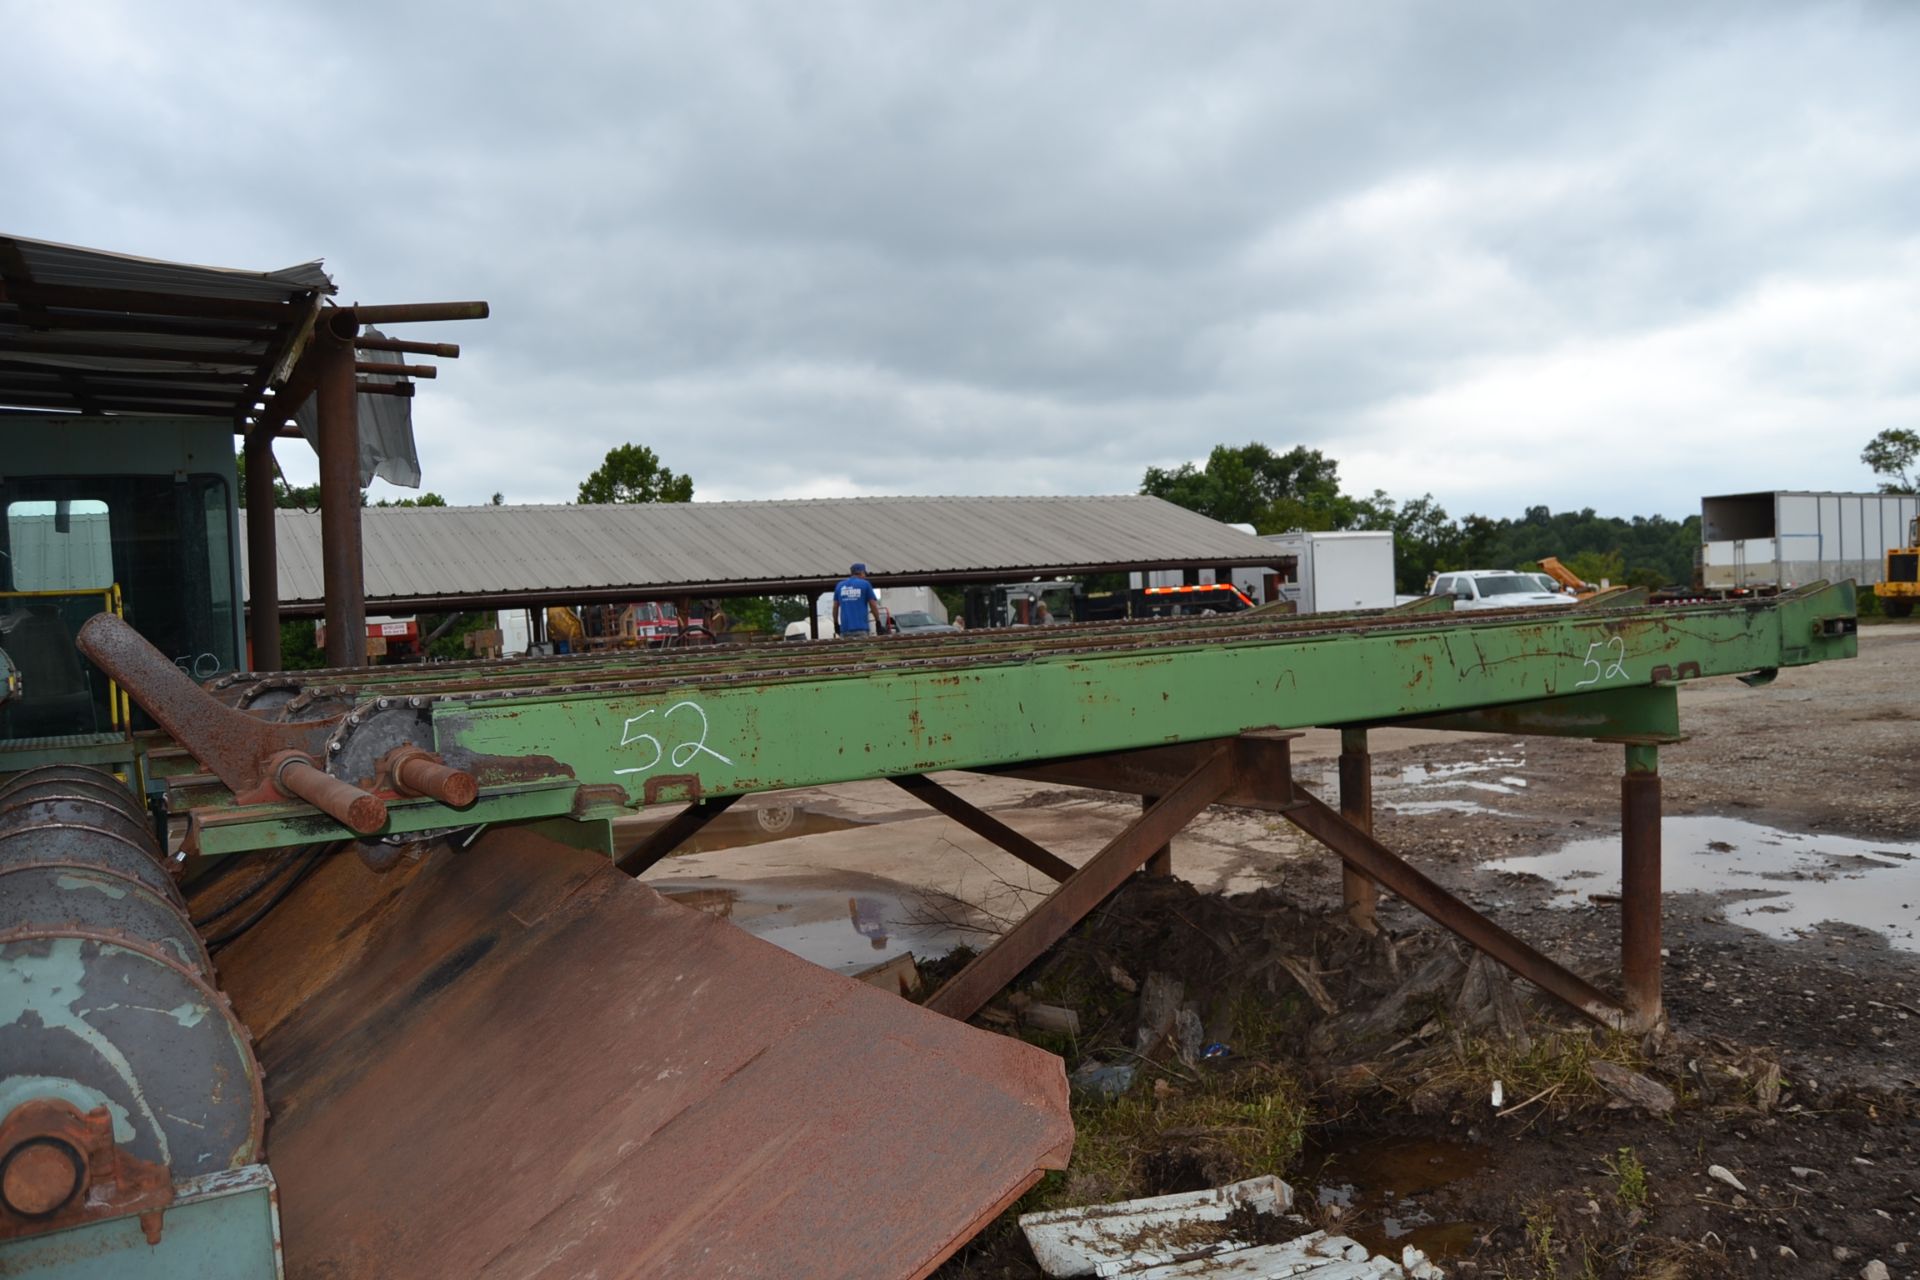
left=614, top=701, right=733, bottom=776
left=1574, top=636, right=1629, bottom=688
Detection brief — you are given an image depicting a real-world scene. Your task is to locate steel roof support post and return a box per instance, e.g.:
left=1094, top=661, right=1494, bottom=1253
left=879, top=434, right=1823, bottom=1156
left=1338, top=727, right=1380, bottom=931
left=1621, top=744, right=1664, bottom=1032
left=243, top=427, right=280, bottom=672
left=316, top=327, right=366, bottom=668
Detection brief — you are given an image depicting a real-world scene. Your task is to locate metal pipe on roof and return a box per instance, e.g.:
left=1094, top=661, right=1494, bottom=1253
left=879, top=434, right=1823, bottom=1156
left=354, top=361, right=434, bottom=379
left=244, top=427, right=281, bottom=672
left=316, top=328, right=367, bottom=668
left=340, top=302, right=489, bottom=325
left=355, top=337, right=458, bottom=358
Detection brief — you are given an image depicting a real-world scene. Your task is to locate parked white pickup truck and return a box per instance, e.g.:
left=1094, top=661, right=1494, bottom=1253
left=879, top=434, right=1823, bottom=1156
left=1430, top=569, right=1576, bottom=611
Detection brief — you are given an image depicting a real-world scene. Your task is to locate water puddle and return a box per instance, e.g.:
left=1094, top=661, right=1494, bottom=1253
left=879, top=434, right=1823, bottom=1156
left=1392, top=752, right=1529, bottom=795
left=648, top=872, right=983, bottom=975
left=1303, top=1136, right=1490, bottom=1259
left=1302, top=747, right=1528, bottom=818
left=1486, top=817, right=1920, bottom=951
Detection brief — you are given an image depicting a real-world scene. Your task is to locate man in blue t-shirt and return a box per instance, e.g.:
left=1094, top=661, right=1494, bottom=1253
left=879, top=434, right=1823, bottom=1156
left=834, top=563, right=885, bottom=637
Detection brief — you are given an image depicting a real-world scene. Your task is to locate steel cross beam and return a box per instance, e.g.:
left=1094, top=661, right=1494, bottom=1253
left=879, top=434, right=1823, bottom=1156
left=889, top=774, right=1077, bottom=883
left=925, top=740, right=1267, bottom=1021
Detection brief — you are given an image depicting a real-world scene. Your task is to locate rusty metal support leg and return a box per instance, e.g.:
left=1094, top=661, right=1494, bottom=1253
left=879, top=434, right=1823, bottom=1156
left=616, top=795, right=739, bottom=876
left=890, top=774, right=1075, bottom=883
left=316, top=323, right=366, bottom=668
left=1622, top=744, right=1663, bottom=1032
left=243, top=427, right=280, bottom=672
left=1338, top=727, right=1380, bottom=929
left=1140, top=794, right=1172, bottom=878
left=1284, top=789, right=1624, bottom=1028
left=926, top=745, right=1236, bottom=1022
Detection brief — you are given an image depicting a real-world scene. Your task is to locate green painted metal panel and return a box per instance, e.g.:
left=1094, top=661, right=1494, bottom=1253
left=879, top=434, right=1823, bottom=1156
left=0, top=1165, right=281, bottom=1279
left=434, top=586, right=1853, bottom=804
left=176, top=586, right=1856, bottom=853
left=189, top=783, right=576, bottom=856
left=1382, top=685, right=1681, bottom=742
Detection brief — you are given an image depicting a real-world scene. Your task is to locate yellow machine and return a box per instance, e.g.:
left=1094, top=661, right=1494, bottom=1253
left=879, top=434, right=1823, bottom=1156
left=1537, top=556, right=1598, bottom=599
left=1882, top=516, right=1918, bottom=618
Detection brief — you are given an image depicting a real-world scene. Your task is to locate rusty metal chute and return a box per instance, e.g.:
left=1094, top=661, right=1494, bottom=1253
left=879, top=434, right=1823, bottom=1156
left=209, top=826, right=1072, bottom=1280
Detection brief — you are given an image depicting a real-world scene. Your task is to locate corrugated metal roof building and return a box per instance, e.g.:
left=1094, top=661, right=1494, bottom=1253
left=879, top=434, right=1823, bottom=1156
left=255, top=496, right=1280, bottom=614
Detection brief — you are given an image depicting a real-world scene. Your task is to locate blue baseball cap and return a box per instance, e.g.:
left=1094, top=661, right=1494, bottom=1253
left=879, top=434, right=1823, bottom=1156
left=850, top=562, right=867, bottom=574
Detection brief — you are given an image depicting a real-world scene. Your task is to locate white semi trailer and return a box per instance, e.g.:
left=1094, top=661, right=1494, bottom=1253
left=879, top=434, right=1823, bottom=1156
left=1699, top=491, right=1920, bottom=593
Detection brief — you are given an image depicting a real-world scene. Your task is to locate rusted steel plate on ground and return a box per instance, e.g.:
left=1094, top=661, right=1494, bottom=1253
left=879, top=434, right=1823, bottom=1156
left=216, top=827, right=1072, bottom=1280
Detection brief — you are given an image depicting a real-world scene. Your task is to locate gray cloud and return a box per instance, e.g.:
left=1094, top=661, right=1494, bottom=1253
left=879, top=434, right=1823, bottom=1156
left=5, top=1, right=1916, bottom=517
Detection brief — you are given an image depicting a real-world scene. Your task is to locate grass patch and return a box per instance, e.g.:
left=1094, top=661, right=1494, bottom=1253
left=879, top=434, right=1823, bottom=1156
left=1451, top=1028, right=1649, bottom=1119
left=1031, top=1063, right=1313, bottom=1212
left=1603, top=1146, right=1649, bottom=1210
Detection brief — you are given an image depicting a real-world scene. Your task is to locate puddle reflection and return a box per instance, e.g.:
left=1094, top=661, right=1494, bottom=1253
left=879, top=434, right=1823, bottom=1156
left=1305, top=1136, right=1490, bottom=1259
left=648, top=873, right=983, bottom=974
left=1486, top=817, right=1920, bottom=951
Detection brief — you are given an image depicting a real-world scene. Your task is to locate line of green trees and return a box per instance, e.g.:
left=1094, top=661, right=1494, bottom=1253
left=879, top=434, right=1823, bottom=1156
left=1141, top=443, right=1702, bottom=593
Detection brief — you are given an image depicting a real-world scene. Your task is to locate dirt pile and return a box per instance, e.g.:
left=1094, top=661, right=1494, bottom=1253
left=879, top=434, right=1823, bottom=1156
left=933, top=877, right=1918, bottom=1279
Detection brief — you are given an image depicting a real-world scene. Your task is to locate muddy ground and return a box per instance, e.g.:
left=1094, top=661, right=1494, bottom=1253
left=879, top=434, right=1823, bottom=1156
left=643, top=624, right=1920, bottom=1279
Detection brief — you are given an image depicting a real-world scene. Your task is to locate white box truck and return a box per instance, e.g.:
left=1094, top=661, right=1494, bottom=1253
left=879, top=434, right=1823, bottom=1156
left=1259, top=530, right=1397, bottom=614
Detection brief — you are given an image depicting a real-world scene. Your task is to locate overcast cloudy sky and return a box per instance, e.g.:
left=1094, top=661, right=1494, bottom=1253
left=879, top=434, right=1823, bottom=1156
left=5, top=2, right=1916, bottom=519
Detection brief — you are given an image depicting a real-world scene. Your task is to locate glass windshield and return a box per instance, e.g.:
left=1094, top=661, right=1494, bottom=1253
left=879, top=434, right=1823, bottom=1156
left=894, top=611, right=937, bottom=628
left=1476, top=575, right=1543, bottom=596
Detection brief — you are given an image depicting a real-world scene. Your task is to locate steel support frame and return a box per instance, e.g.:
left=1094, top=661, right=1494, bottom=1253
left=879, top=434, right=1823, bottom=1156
left=967, top=728, right=1648, bottom=1030
left=926, top=742, right=1257, bottom=1021
left=315, top=326, right=366, bottom=668
left=1621, top=743, right=1662, bottom=1030
left=616, top=795, right=739, bottom=876
left=242, top=427, right=280, bottom=672
left=889, top=774, right=1076, bottom=883
left=1338, top=726, right=1378, bottom=929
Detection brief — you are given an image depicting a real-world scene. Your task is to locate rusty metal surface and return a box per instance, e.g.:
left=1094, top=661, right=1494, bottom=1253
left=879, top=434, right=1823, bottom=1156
left=316, top=329, right=366, bottom=668
left=76, top=614, right=328, bottom=797
left=271, top=756, right=385, bottom=834
left=217, top=826, right=1072, bottom=1280
left=1337, top=729, right=1379, bottom=928
left=1621, top=749, right=1664, bottom=1031
left=0, top=1098, right=175, bottom=1244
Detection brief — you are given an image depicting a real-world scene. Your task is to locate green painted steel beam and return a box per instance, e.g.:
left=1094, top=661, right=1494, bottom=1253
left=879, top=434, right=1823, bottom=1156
left=436, top=584, right=1851, bottom=798
left=189, top=782, right=576, bottom=855
left=1377, top=684, right=1681, bottom=743
left=177, top=584, right=1856, bottom=853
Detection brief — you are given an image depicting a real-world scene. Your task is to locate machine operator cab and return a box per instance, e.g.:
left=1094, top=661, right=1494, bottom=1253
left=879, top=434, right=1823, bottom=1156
left=0, top=417, right=243, bottom=768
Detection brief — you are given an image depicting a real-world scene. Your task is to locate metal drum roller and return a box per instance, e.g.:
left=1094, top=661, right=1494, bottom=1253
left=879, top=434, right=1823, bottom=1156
left=0, top=865, right=212, bottom=977
left=0, top=823, right=183, bottom=909
left=0, top=765, right=150, bottom=829
left=0, top=773, right=262, bottom=1237
left=0, top=795, right=161, bottom=864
